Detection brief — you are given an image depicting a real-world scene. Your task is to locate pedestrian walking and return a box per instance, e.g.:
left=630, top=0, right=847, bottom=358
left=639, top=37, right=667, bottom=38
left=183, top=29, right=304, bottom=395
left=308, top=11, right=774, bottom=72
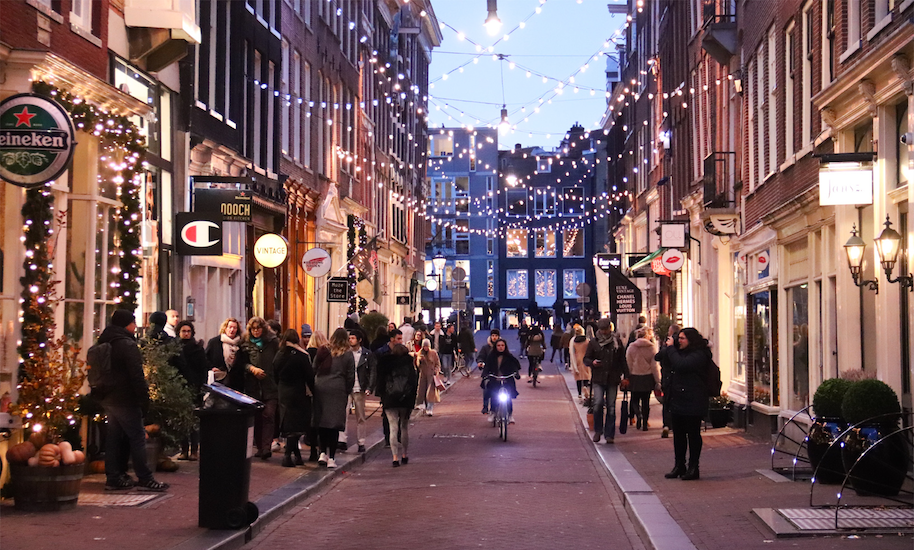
left=346, top=328, right=375, bottom=453
left=375, top=343, right=418, bottom=467
left=369, top=325, right=389, bottom=352
left=655, top=327, right=712, bottom=480
left=273, top=329, right=315, bottom=467
left=415, top=339, right=441, bottom=416
left=97, top=310, right=169, bottom=492
left=525, top=325, right=545, bottom=378
left=205, top=317, right=242, bottom=388
left=559, top=324, right=574, bottom=370
left=457, top=325, right=476, bottom=367
left=626, top=327, right=661, bottom=431
left=175, top=321, right=209, bottom=461
left=569, top=325, right=590, bottom=402
left=584, top=319, right=629, bottom=444
left=311, top=328, right=355, bottom=469
left=517, top=320, right=530, bottom=358
left=233, top=317, right=280, bottom=460
left=440, top=324, right=456, bottom=378
left=549, top=325, right=563, bottom=362
left=398, top=318, right=415, bottom=346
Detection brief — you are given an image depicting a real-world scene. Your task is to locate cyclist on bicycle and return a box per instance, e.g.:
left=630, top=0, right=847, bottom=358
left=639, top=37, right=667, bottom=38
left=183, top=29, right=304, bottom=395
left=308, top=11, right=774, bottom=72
left=477, top=328, right=501, bottom=415
left=525, top=326, right=545, bottom=380
left=481, top=338, right=520, bottom=424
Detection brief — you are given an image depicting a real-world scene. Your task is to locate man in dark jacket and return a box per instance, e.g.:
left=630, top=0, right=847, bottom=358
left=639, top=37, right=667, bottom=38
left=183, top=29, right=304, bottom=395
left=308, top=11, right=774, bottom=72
left=584, top=318, right=629, bottom=444
left=345, top=329, right=376, bottom=453
left=98, top=310, right=169, bottom=492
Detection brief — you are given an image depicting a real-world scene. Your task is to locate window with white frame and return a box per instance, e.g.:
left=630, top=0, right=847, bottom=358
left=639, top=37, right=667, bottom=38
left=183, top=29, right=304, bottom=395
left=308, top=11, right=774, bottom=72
left=487, top=261, right=495, bottom=297
left=506, top=189, right=526, bottom=217
left=70, top=0, right=94, bottom=33
left=281, top=41, right=290, bottom=156
left=748, top=60, right=757, bottom=191
left=535, top=269, right=557, bottom=300
left=768, top=28, right=777, bottom=172
left=802, top=2, right=812, bottom=147
left=536, top=157, right=552, bottom=173
left=487, top=219, right=496, bottom=255
left=506, top=270, right=528, bottom=299
left=846, top=0, right=861, bottom=53
left=303, top=61, right=310, bottom=167
left=534, top=229, right=556, bottom=257
left=267, top=60, right=275, bottom=173
left=532, top=189, right=555, bottom=216
left=756, top=43, right=765, bottom=179
left=455, top=230, right=470, bottom=255
left=562, top=187, right=584, bottom=216
left=785, top=22, right=795, bottom=160
left=563, top=269, right=585, bottom=298
left=253, top=51, right=263, bottom=168
left=562, top=228, right=584, bottom=257
left=469, top=134, right=477, bottom=171
left=506, top=229, right=528, bottom=257
left=822, top=0, right=835, bottom=84
left=898, top=102, right=910, bottom=188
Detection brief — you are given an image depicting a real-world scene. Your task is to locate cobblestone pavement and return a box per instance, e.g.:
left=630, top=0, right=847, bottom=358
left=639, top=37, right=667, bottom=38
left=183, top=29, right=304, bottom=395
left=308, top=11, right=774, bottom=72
left=245, top=356, right=646, bottom=550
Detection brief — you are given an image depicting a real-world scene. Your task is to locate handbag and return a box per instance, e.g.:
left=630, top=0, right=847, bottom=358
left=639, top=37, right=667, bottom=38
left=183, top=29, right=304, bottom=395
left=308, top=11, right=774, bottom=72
left=653, top=387, right=664, bottom=404
left=619, top=390, right=629, bottom=434
left=433, top=374, right=447, bottom=392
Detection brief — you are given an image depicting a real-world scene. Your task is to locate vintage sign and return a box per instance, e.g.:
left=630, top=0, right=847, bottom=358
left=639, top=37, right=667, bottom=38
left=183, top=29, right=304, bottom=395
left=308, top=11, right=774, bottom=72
left=327, top=277, right=349, bottom=302
left=608, top=265, right=642, bottom=315
left=301, top=247, right=331, bottom=277
left=253, top=233, right=289, bottom=268
left=175, top=212, right=223, bottom=256
left=192, top=179, right=255, bottom=222
left=0, top=93, right=75, bottom=188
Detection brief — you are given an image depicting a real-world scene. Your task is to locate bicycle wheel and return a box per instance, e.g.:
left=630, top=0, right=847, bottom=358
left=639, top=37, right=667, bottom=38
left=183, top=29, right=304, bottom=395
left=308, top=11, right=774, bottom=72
left=501, top=410, right=508, bottom=441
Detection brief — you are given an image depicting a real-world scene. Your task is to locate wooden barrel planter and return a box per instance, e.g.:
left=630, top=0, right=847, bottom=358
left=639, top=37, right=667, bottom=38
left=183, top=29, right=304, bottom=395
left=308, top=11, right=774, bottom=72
left=10, top=462, right=84, bottom=511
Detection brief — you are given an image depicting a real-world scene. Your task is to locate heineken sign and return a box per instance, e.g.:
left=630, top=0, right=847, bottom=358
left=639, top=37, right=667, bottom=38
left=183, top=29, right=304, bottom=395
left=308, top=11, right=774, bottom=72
left=0, top=94, right=76, bottom=188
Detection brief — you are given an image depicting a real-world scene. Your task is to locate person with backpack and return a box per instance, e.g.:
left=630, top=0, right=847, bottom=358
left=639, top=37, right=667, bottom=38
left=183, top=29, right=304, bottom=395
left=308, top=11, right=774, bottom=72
left=91, top=309, right=169, bottom=492
left=654, top=327, right=713, bottom=481
left=374, top=343, right=418, bottom=467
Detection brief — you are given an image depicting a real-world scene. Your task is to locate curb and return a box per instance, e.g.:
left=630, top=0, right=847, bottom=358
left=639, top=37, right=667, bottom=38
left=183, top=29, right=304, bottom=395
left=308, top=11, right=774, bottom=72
left=173, top=375, right=463, bottom=550
left=558, top=365, right=696, bottom=550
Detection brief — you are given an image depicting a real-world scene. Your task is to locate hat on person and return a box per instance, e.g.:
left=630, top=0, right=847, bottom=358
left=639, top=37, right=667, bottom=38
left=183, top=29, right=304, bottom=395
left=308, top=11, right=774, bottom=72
left=111, top=309, right=135, bottom=328
left=300, top=324, right=313, bottom=337
left=421, top=338, right=431, bottom=348
left=148, top=311, right=167, bottom=327
left=575, top=325, right=585, bottom=336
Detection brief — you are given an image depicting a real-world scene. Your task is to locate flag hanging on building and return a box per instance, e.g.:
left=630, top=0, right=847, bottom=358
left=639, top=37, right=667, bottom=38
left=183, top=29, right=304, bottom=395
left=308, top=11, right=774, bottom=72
left=352, top=236, right=378, bottom=280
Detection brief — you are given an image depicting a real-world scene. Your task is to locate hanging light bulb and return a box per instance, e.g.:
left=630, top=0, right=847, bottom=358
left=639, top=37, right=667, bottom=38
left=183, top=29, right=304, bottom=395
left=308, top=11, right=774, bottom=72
left=484, top=0, right=502, bottom=36
left=499, top=105, right=510, bottom=135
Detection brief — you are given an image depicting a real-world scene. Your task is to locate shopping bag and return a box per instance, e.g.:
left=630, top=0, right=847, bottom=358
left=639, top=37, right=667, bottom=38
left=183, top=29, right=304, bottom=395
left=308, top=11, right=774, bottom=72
left=586, top=407, right=594, bottom=430
left=434, top=374, right=447, bottom=392
left=619, top=390, right=629, bottom=434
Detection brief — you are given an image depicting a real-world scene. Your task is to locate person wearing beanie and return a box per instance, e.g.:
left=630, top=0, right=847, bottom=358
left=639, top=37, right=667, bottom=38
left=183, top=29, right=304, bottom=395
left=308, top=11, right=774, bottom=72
left=96, top=310, right=169, bottom=492
left=415, top=338, right=441, bottom=416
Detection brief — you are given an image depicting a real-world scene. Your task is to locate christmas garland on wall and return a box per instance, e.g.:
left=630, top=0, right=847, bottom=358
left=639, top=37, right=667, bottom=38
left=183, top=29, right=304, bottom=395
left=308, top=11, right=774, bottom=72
left=346, top=215, right=369, bottom=316
left=29, top=81, right=146, bottom=310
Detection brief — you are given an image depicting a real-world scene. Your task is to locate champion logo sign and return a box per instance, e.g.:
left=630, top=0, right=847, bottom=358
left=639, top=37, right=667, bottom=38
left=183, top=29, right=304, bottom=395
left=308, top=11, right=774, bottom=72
left=181, top=221, right=221, bottom=247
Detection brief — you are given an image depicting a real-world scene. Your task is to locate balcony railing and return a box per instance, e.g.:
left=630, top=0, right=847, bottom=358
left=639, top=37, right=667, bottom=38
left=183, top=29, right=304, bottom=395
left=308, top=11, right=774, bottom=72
left=702, top=151, right=736, bottom=209
left=700, top=5, right=737, bottom=65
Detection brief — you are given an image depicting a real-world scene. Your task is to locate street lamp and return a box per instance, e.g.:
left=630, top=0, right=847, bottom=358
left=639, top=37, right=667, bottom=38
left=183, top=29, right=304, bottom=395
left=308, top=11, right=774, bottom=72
left=844, top=224, right=878, bottom=293
left=875, top=215, right=913, bottom=290
left=432, top=250, right=447, bottom=322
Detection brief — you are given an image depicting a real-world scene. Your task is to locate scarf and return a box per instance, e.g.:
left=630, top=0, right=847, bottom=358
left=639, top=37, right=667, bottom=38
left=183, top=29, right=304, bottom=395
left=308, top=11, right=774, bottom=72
left=250, top=336, right=264, bottom=349
left=221, top=333, right=241, bottom=367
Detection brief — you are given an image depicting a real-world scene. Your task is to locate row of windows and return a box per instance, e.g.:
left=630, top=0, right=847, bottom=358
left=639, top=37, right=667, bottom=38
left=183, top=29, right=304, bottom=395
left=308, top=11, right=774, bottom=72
left=506, top=269, right=586, bottom=300
left=505, top=187, right=584, bottom=217
left=506, top=229, right=585, bottom=258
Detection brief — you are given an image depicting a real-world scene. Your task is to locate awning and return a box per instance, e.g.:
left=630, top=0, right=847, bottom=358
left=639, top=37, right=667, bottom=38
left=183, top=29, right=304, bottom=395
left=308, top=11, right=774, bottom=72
left=629, top=248, right=667, bottom=274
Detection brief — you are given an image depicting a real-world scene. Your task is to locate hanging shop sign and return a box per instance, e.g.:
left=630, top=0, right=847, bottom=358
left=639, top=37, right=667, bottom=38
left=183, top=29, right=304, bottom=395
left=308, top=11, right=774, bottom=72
left=596, top=253, right=621, bottom=273
left=818, top=154, right=874, bottom=206
left=253, top=233, right=289, bottom=268
left=651, top=257, right=671, bottom=276
left=660, top=249, right=685, bottom=272
left=396, top=295, right=411, bottom=306
left=608, top=265, right=642, bottom=314
left=192, top=178, right=255, bottom=222
left=660, top=223, right=687, bottom=248
left=327, top=277, right=349, bottom=302
left=301, top=247, right=332, bottom=277
left=175, top=212, right=223, bottom=256
left=0, top=93, right=76, bottom=188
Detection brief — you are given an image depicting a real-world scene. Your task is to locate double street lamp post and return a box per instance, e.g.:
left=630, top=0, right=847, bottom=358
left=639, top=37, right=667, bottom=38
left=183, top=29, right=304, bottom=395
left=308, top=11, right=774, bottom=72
left=432, top=250, right=447, bottom=323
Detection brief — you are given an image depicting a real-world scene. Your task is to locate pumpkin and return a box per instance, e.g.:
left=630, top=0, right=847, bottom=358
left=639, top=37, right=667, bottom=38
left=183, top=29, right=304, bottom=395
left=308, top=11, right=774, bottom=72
left=27, top=456, right=40, bottom=467
left=6, top=441, right=36, bottom=464
left=37, top=444, right=61, bottom=467
left=88, top=460, right=106, bottom=474
left=72, top=450, right=86, bottom=464
left=59, top=441, right=77, bottom=465
left=28, top=432, right=46, bottom=450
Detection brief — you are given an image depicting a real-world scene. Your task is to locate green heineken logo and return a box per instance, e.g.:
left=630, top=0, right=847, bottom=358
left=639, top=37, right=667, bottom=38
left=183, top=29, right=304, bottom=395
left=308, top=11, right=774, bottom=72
left=0, top=93, right=75, bottom=188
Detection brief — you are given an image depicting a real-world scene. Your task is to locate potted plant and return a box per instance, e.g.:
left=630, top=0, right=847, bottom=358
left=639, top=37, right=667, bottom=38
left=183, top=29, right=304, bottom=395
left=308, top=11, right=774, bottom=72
left=808, top=378, right=852, bottom=484
left=840, top=379, right=907, bottom=496
left=141, top=339, right=196, bottom=472
left=708, top=392, right=732, bottom=428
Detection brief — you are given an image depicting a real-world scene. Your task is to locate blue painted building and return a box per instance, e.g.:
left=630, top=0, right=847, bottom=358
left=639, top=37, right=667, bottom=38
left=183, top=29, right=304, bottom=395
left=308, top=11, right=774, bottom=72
left=423, top=127, right=500, bottom=327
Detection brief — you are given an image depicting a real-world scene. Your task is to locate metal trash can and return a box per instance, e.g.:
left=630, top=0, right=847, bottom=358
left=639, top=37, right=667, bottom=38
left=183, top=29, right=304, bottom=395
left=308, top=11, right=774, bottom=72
left=195, top=383, right=264, bottom=529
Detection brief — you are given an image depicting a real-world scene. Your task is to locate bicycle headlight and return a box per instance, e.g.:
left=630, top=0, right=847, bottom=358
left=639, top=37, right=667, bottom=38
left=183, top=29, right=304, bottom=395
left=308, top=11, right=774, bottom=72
left=498, top=391, right=509, bottom=403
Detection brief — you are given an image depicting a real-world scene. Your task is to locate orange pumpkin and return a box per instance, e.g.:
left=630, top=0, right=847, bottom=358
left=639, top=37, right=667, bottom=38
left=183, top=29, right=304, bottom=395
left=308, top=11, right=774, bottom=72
left=6, top=441, right=36, bottom=464
left=88, top=460, right=106, bottom=474
left=37, top=444, right=61, bottom=467
left=72, top=450, right=86, bottom=464
left=28, top=432, right=46, bottom=450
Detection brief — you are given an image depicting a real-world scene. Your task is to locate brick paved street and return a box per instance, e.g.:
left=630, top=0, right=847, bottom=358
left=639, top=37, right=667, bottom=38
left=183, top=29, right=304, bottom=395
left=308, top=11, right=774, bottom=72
left=245, top=356, right=646, bottom=550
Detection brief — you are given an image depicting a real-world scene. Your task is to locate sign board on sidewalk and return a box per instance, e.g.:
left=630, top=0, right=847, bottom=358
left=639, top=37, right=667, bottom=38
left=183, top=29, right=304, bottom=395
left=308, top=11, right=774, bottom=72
left=608, top=265, right=642, bottom=314
left=327, top=277, right=349, bottom=302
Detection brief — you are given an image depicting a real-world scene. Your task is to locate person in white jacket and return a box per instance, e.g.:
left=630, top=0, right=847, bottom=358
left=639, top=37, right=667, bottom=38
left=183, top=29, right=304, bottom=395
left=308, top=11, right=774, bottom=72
left=625, top=327, right=662, bottom=431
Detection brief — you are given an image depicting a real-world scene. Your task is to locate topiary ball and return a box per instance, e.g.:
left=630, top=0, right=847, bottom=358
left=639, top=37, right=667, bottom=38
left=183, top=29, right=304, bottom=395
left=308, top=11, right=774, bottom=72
left=812, top=378, right=853, bottom=418
left=841, top=379, right=901, bottom=425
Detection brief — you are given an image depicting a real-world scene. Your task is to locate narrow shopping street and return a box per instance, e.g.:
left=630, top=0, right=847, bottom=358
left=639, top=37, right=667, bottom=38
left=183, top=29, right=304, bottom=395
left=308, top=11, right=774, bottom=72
left=245, top=355, right=645, bottom=550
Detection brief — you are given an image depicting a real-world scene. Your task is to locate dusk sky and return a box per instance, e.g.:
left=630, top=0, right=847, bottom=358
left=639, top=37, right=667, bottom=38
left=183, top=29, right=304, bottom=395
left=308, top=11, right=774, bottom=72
left=427, top=0, right=627, bottom=150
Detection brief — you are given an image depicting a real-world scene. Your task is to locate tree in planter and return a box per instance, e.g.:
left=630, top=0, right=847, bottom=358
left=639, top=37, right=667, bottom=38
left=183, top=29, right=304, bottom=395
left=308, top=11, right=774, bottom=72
left=140, top=339, right=195, bottom=451
left=359, top=311, right=389, bottom=344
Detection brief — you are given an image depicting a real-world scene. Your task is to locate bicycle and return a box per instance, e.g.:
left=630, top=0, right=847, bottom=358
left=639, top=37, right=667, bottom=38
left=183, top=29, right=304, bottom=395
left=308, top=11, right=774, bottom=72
left=486, top=374, right=515, bottom=441
left=528, top=355, right=543, bottom=388
left=453, top=352, right=471, bottom=377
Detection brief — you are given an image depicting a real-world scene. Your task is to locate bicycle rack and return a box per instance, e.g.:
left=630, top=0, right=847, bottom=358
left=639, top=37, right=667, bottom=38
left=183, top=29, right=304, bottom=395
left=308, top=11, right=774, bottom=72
left=770, top=406, right=814, bottom=481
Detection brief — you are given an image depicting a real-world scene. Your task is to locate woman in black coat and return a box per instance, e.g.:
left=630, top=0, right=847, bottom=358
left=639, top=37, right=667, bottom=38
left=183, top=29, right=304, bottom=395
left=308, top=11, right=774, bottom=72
left=273, top=329, right=316, bottom=466
left=375, top=343, right=419, bottom=467
left=481, top=339, right=521, bottom=424
left=176, top=321, right=210, bottom=460
left=655, top=327, right=712, bottom=480
left=204, top=317, right=243, bottom=389
left=232, top=317, right=280, bottom=459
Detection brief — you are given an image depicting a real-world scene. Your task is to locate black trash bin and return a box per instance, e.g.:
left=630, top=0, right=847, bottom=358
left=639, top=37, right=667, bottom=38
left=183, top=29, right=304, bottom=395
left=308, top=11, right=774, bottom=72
left=195, top=383, right=264, bottom=529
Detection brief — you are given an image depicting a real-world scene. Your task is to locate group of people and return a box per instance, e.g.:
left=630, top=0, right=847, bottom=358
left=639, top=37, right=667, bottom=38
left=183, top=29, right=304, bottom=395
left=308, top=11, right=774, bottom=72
left=550, top=316, right=715, bottom=481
